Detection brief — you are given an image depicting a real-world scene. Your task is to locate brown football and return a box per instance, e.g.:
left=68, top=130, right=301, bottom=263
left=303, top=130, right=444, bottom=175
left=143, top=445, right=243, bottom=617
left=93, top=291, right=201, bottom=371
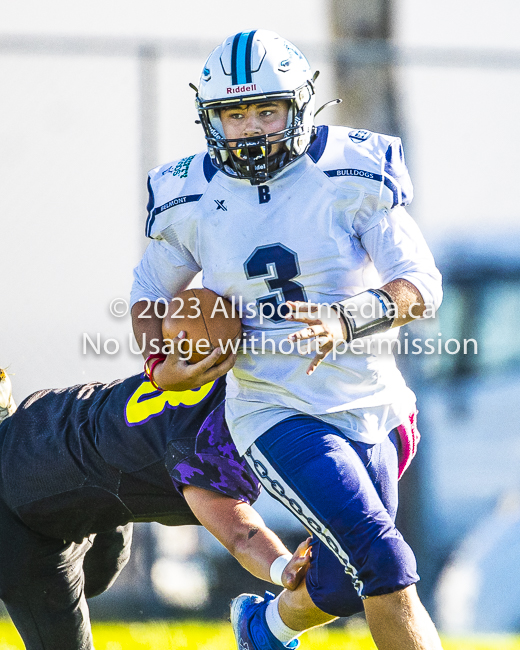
left=162, top=288, right=242, bottom=364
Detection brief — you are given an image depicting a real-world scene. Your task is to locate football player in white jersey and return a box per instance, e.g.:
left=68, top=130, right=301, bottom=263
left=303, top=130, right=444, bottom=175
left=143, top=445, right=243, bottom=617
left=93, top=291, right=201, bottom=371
left=131, top=30, right=443, bottom=650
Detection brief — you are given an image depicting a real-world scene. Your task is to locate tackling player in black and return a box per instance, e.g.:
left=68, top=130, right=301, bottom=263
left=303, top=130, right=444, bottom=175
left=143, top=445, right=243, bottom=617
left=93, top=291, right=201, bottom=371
left=0, top=369, right=308, bottom=650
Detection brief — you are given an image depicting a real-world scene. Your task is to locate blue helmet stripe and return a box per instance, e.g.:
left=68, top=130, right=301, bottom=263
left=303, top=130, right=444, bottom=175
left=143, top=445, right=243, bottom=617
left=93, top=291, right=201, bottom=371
left=244, top=30, right=256, bottom=83
left=231, top=33, right=241, bottom=85
left=235, top=32, right=250, bottom=84
left=232, top=30, right=256, bottom=85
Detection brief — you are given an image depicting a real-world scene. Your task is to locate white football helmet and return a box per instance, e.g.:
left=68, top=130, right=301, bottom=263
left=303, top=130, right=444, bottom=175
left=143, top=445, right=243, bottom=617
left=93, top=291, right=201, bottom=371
left=195, top=30, right=317, bottom=185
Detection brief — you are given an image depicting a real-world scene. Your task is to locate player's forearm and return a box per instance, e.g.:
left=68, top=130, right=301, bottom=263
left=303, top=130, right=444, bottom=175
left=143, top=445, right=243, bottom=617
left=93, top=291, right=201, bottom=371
left=131, top=301, right=164, bottom=360
left=209, top=504, right=289, bottom=582
left=286, top=277, right=431, bottom=375
left=231, top=521, right=291, bottom=583
left=183, top=487, right=288, bottom=582
left=381, top=278, right=426, bottom=327
left=217, top=511, right=310, bottom=590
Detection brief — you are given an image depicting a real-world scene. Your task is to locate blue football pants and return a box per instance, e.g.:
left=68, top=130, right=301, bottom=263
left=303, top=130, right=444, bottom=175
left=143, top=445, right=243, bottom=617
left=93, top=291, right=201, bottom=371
left=247, top=415, right=419, bottom=617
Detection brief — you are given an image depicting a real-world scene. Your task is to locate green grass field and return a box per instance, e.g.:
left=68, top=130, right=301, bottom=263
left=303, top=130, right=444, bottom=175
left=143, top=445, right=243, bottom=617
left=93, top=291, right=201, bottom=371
left=1, top=620, right=519, bottom=649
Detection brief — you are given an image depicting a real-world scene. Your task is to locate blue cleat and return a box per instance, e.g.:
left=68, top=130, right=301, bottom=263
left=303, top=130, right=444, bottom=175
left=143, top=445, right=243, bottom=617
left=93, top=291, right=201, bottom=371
left=230, top=591, right=299, bottom=650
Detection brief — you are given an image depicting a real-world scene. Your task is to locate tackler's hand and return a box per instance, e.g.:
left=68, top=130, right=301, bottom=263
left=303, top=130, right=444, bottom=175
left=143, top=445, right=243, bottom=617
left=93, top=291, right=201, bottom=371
left=282, top=537, right=312, bottom=591
left=284, top=301, right=347, bottom=376
left=153, top=332, right=236, bottom=391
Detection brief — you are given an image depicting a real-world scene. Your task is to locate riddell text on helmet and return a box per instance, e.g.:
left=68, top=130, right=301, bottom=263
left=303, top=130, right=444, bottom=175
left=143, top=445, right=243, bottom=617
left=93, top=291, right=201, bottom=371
left=226, top=84, right=257, bottom=94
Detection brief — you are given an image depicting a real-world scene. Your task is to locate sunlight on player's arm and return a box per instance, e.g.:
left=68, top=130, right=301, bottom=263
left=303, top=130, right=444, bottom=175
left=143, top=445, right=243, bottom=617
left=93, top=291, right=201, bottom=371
left=381, top=278, right=425, bottom=327
left=183, top=486, right=310, bottom=590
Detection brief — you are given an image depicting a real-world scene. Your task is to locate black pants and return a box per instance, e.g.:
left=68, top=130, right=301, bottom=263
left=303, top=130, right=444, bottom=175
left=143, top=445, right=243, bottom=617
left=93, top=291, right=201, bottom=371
left=0, top=498, right=132, bottom=650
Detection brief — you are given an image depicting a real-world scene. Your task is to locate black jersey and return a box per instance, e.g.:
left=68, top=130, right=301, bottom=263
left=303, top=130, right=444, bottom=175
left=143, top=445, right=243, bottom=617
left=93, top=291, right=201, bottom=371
left=0, top=374, right=259, bottom=542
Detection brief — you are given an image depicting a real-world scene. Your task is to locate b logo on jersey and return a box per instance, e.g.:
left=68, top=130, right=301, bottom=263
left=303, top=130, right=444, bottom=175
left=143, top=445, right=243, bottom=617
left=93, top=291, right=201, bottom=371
left=258, top=186, right=271, bottom=204
left=125, top=380, right=216, bottom=426
left=349, top=129, right=371, bottom=143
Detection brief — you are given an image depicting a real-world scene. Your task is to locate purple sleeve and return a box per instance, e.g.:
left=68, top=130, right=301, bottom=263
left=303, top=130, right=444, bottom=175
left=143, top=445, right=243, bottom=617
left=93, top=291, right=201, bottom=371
left=169, top=402, right=261, bottom=505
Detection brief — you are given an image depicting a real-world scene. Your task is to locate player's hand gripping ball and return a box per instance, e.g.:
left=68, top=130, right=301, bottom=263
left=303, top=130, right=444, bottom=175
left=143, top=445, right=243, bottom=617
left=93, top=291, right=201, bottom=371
left=162, top=288, right=242, bottom=365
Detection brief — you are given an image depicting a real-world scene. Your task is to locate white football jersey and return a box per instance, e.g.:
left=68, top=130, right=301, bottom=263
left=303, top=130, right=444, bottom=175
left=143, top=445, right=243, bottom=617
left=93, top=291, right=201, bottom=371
left=132, top=126, right=442, bottom=454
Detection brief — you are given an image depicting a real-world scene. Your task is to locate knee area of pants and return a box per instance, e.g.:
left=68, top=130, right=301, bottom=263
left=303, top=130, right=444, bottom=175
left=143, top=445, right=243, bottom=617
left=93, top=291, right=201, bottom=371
left=361, top=534, right=419, bottom=598
left=305, top=545, right=365, bottom=618
left=308, top=584, right=364, bottom=619
left=84, top=567, right=124, bottom=599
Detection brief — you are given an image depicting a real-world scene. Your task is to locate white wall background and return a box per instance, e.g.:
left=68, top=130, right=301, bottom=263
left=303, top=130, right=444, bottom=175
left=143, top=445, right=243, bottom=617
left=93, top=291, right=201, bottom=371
left=0, top=1, right=334, bottom=401
left=0, top=1, right=330, bottom=41
left=394, top=0, right=520, bottom=244
left=4, top=0, right=518, bottom=399
left=0, top=53, right=141, bottom=394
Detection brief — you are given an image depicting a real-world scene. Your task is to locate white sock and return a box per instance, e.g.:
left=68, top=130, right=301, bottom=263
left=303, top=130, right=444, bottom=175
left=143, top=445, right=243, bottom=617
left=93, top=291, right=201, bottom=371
left=265, top=594, right=302, bottom=645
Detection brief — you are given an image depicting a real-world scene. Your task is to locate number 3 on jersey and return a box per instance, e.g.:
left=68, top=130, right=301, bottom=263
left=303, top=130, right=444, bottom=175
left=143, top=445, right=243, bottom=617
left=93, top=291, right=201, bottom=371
left=244, top=244, right=307, bottom=322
